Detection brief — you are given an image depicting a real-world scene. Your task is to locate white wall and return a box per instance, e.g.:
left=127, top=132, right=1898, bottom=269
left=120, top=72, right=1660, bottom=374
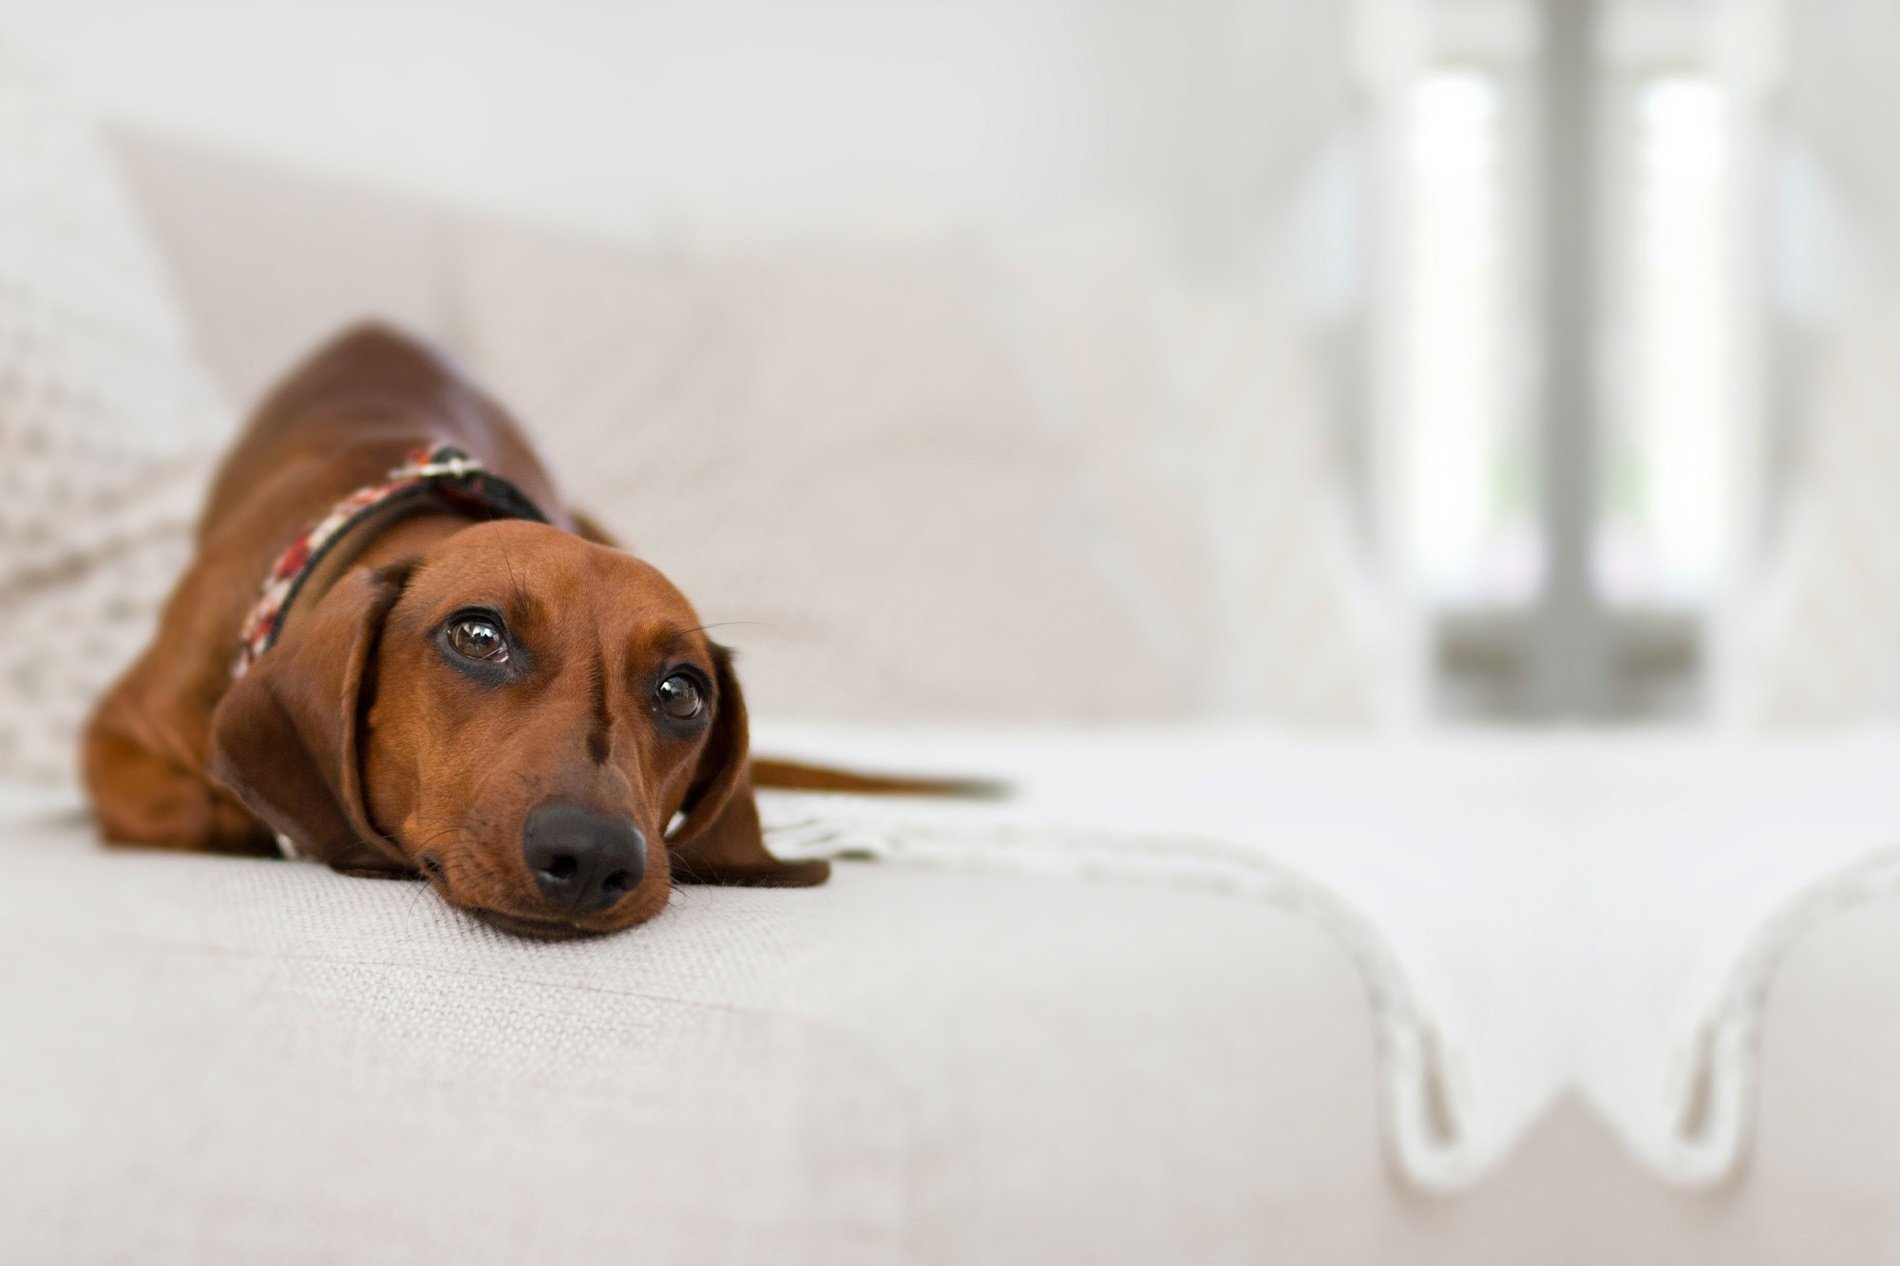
left=0, top=0, right=1353, bottom=264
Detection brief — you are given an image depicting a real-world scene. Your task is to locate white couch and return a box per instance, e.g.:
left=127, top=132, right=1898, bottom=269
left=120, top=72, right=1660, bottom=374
left=3, top=790, right=1398, bottom=1265
left=6, top=123, right=1900, bottom=1265
left=0, top=127, right=1422, bottom=1265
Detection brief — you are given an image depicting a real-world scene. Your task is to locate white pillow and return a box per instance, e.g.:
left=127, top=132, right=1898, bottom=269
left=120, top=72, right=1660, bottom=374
left=458, top=224, right=1392, bottom=725
left=0, top=58, right=233, bottom=787
left=1727, top=309, right=1900, bottom=724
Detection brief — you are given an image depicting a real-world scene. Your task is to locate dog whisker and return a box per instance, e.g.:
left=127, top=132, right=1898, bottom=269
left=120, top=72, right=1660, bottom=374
left=675, top=621, right=770, bottom=638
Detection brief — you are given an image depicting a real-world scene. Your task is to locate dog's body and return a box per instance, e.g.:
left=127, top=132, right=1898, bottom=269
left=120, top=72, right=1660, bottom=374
left=85, top=324, right=827, bottom=936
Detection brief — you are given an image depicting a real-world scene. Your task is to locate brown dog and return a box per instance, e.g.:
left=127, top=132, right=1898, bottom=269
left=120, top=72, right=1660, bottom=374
left=84, top=324, right=836, bottom=938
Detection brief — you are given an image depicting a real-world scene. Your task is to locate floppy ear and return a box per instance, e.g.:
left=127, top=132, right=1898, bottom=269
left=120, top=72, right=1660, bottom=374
left=666, top=646, right=830, bottom=887
left=206, top=563, right=414, bottom=874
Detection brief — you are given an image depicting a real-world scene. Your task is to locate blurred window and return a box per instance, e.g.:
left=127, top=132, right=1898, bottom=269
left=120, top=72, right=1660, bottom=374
left=1598, top=72, right=1734, bottom=606
left=1401, top=67, right=1540, bottom=606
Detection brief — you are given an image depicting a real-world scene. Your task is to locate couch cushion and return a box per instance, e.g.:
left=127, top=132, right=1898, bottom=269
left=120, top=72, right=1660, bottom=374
left=1740, top=893, right=1900, bottom=1253
left=0, top=63, right=233, bottom=788
left=110, top=127, right=454, bottom=410
left=1725, top=308, right=1900, bottom=723
left=0, top=807, right=1389, bottom=1265
left=455, top=224, right=1391, bottom=726
left=104, top=126, right=1393, bottom=729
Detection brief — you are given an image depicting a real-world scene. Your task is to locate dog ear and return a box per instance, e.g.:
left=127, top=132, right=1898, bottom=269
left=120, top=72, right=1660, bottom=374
left=666, top=646, right=829, bottom=887
left=206, top=562, right=414, bottom=873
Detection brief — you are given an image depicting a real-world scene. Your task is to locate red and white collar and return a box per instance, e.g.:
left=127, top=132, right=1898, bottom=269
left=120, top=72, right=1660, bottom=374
left=232, top=443, right=548, bottom=680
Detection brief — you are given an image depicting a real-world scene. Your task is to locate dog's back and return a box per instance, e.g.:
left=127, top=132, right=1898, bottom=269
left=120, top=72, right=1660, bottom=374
left=197, top=323, right=572, bottom=547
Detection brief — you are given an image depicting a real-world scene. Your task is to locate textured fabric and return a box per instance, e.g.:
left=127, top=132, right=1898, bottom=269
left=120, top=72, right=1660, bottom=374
left=451, top=225, right=1394, bottom=727
left=748, top=719, right=1900, bottom=1191
left=0, top=796, right=1392, bottom=1266
left=0, top=60, right=233, bottom=786
left=14, top=729, right=1900, bottom=1261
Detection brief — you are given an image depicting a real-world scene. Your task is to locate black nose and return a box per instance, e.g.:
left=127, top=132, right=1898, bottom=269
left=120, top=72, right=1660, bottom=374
left=522, top=803, right=646, bottom=915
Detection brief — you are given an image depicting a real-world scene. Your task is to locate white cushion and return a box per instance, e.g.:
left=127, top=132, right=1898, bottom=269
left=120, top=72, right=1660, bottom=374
left=106, top=126, right=1394, bottom=729
left=0, top=804, right=1387, bottom=1265
left=458, top=223, right=1392, bottom=725
left=1725, top=309, right=1900, bottom=722
left=0, top=60, right=232, bottom=787
left=109, top=127, right=453, bottom=410
left=1691, top=893, right=1900, bottom=1258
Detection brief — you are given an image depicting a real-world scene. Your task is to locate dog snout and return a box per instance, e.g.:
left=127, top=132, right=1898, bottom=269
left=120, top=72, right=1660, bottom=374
left=522, top=802, right=646, bottom=915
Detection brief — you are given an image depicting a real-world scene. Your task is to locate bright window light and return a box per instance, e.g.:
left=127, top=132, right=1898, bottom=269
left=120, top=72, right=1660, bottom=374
left=1402, top=68, right=1536, bottom=605
left=1597, top=73, right=1733, bottom=605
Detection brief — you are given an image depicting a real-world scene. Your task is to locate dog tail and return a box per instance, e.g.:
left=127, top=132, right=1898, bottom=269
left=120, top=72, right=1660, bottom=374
left=748, top=757, right=1007, bottom=800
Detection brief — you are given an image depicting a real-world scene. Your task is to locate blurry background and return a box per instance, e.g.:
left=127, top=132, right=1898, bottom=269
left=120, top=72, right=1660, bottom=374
left=1, top=0, right=1891, bottom=727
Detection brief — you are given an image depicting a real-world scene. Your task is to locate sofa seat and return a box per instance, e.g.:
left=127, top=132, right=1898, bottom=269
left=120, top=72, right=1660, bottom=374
left=0, top=800, right=1401, bottom=1265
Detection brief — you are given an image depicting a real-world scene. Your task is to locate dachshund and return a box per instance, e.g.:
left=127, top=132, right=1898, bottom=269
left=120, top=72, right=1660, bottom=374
left=83, top=323, right=964, bottom=938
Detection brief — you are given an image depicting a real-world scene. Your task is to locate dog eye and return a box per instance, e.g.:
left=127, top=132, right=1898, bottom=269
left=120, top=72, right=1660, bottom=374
left=447, top=617, right=508, bottom=662
left=654, top=673, right=704, bottom=720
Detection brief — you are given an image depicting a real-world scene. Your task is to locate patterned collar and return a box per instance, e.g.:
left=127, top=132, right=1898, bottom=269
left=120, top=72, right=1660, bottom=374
left=232, top=443, right=549, bottom=679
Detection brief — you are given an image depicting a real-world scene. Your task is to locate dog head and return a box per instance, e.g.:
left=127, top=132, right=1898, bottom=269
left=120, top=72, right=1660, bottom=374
left=208, top=518, right=826, bottom=937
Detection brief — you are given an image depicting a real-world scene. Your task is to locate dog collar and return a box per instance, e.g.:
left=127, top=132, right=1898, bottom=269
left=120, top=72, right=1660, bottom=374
left=232, top=442, right=549, bottom=680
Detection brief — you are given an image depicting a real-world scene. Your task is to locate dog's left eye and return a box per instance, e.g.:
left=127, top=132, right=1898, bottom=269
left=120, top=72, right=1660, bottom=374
left=654, top=673, right=704, bottom=720
left=447, top=617, right=508, bottom=662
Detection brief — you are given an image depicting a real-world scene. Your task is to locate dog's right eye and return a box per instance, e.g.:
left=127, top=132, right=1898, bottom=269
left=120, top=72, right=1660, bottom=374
left=447, top=616, right=508, bottom=662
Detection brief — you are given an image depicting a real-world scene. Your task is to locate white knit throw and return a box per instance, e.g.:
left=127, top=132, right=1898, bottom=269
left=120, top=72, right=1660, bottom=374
left=0, top=58, right=233, bottom=787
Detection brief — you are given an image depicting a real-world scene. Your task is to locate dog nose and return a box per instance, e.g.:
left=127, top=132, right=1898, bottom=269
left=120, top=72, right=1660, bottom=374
left=522, top=803, right=646, bottom=915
